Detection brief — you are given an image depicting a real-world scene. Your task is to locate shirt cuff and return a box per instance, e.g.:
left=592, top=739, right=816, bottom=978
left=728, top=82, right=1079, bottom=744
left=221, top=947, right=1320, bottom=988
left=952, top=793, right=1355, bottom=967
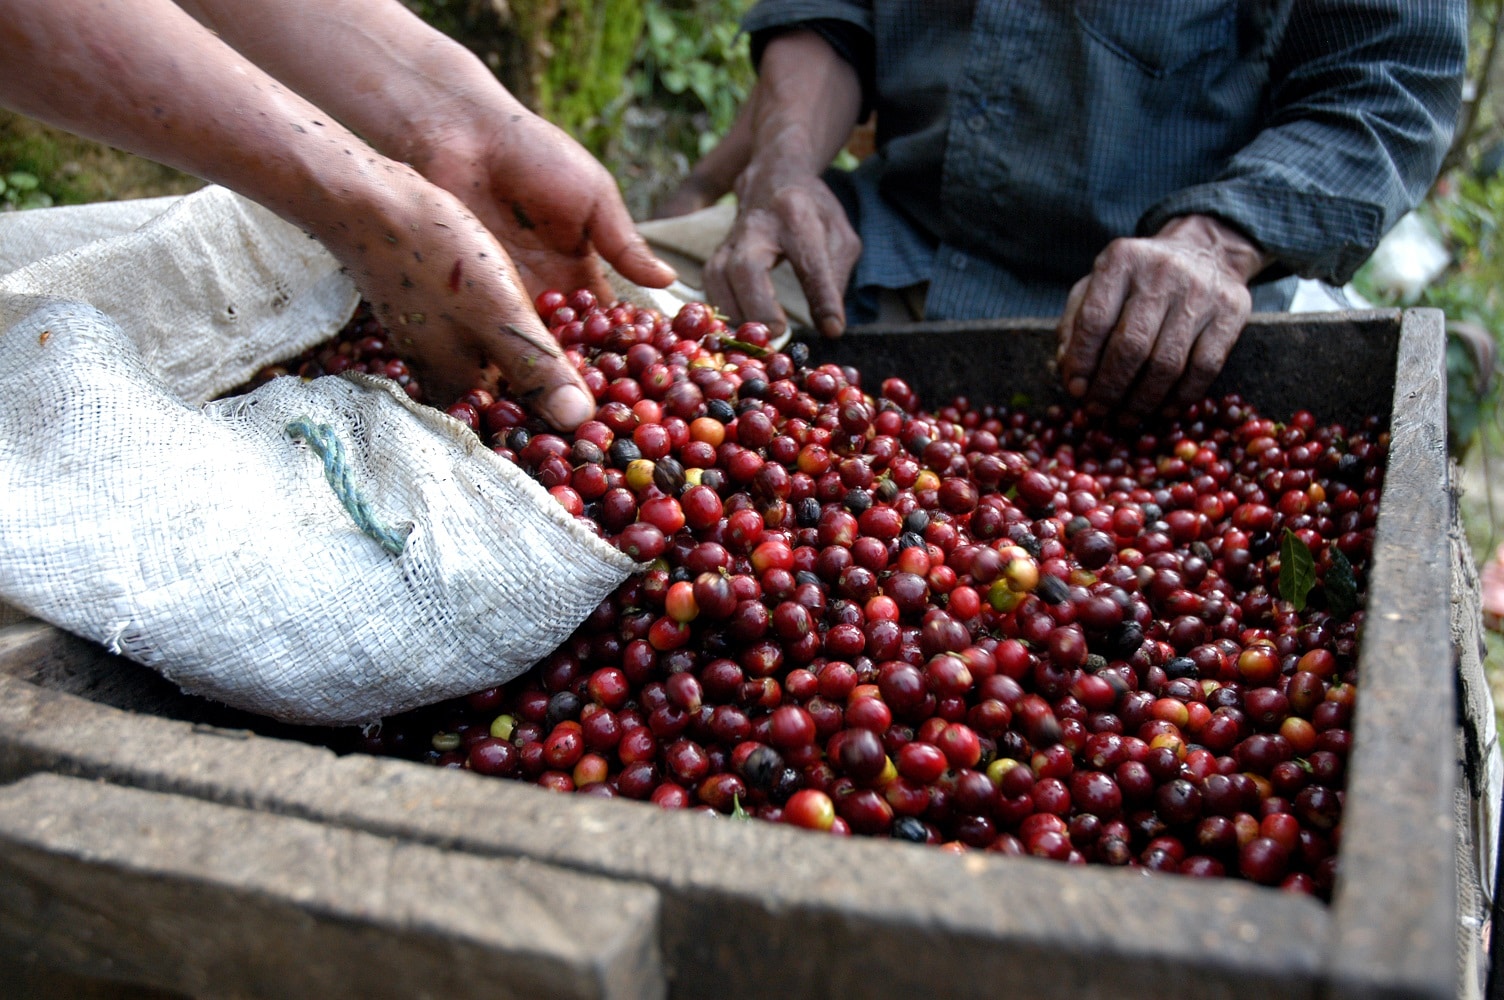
left=742, top=0, right=873, bottom=39
left=1138, top=181, right=1384, bottom=285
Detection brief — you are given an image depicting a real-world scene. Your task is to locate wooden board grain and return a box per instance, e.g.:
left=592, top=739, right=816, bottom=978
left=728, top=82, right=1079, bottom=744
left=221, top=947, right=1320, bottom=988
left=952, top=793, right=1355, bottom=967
left=816, top=310, right=1403, bottom=426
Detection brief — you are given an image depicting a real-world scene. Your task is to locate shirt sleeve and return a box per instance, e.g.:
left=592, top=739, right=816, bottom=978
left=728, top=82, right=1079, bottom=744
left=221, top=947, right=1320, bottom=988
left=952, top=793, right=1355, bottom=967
left=1137, top=1, right=1467, bottom=284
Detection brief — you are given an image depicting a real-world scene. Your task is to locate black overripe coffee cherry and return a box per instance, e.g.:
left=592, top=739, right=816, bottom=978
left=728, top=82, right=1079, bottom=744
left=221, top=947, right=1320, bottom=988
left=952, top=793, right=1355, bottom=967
left=1036, top=575, right=1070, bottom=605
left=1164, top=656, right=1199, bottom=680
left=1008, top=524, right=1042, bottom=559
left=609, top=439, right=642, bottom=469
left=1335, top=453, right=1364, bottom=486
left=770, top=767, right=802, bottom=805
left=1106, top=621, right=1146, bottom=659
left=546, top=691, right=583, bottom=728
left=743, top=745, right=784, bottom=791
left=653, top=456, right=687, bottom=495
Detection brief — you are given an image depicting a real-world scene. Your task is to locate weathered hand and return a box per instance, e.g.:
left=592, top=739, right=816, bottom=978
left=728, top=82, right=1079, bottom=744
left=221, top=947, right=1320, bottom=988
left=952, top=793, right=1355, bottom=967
left=316, top=167, right=594, bottom=430
left=0, top=0, right=599, bottom=431
left=1056, top=215, right=1270, bottom=416
left=703, top=164, right=861, bottom=339
left=419, top=111, right=674, bottom=302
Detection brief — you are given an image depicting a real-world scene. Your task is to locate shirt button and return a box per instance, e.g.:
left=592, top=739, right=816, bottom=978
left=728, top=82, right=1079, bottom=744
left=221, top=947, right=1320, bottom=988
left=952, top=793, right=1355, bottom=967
left=968, top=113, right=987, bottom=132
left=951, top=252, right=969, bottom=271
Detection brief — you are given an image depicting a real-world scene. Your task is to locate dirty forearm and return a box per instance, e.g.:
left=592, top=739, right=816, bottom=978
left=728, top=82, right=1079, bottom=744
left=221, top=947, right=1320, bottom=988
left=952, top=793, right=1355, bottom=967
left=173, top=0, right=515, bottom=169
left=747, top=30, right=862, bottom=180
left=0, top=0, right=410, bottom=247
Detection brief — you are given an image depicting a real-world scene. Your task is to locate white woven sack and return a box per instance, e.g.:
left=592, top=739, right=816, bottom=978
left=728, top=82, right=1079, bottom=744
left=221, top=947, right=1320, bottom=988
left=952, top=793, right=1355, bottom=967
left=0, top=187, right=637, bottom=725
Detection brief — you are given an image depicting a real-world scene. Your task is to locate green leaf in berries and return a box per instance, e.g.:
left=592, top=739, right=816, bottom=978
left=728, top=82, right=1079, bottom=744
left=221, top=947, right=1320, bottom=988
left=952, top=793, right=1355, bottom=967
left=1279, top=528, right=1316, bottom=612
left=1325, top=544, right=1360, bottom=619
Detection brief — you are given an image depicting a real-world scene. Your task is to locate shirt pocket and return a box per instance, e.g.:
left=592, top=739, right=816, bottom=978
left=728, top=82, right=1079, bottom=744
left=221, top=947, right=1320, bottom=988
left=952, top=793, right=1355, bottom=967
left=1073, top=0, right=1237, bottom=78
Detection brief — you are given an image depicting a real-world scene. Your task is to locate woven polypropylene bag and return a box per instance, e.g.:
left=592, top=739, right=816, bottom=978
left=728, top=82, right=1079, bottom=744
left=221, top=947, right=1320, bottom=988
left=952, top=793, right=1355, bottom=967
left=0, top=187, right=636, bottom=725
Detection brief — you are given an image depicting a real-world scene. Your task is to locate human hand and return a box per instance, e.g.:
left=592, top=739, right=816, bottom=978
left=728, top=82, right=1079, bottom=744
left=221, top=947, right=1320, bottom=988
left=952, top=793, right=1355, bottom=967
left=702, top=162, right=861, bottom=340
left=166, top=2, right=670, bottom=313
left=417, top=110, right=674, bottom=303
left=314, top=167, right=594, bottom=431
left=0, top=0, right=594, bottom=431
left=1056, top=215, right=1270, bottom=416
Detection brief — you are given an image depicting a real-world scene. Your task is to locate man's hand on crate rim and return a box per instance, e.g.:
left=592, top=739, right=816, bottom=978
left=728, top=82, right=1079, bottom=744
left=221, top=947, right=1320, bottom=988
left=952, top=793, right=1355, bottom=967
left=1056, top=214, right=1271, bottom=417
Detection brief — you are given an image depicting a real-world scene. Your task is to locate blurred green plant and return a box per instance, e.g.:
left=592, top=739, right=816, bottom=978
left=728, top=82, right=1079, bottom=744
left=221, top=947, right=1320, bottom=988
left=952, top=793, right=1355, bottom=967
left=1353, top=173, right=1504, bottom=458
left=1437, top=0, right=1504, bottom=180
left=600, top=0, right=755, bottom=216
left=1419, top=174, right=1504, bottom=454
left=0, top=170, right=51, bottom=211
left=400, top=0, right=513, bottom=75
left=632, top=1, right=754, bottom=158
left=399, top=0, right=642, bottom=151
left=402, top=0, right=486, bottom=35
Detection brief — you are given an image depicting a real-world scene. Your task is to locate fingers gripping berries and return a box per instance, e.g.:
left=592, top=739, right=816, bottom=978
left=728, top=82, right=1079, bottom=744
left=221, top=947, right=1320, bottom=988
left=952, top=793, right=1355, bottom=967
left=302, top=290, right=1377, bottom=897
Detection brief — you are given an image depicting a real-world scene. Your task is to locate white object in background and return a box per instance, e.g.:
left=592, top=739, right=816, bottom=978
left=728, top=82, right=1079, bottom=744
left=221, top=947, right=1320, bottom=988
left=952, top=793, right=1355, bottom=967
left=1361, top=210, right=1451, bottom=304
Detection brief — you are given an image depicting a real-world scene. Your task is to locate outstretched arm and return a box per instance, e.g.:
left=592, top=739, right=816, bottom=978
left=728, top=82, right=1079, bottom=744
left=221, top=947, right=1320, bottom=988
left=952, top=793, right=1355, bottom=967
left=0, top=0, right=596, bottom=428
left=175, top=0, right=675, bottom=301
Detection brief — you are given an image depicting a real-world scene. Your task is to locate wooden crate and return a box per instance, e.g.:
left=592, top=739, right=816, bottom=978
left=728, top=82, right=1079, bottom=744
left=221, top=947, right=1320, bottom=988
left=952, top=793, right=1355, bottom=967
left=0, top=309, right=1481, bottom=1000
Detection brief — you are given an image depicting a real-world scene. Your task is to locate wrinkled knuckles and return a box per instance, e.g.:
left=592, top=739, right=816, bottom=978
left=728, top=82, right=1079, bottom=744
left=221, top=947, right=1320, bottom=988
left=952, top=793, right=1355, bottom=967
left=769, top=183, right=824, bottom=215
left=1185, top=356, right=1222, bottom=389
left=1076, top=300, right=1118, bottom=334
left=1144, top=352, right=1188, bottom=388
left=1170, top=297, right=1206, bottom=326
left=1112, top=323, right=1158, bottom=359
left=728, top=254, right=776, bottom=294
left=834, top=230, right=863, bottom=268
left=1144, top=255, right=1193, bottom=292
left=1219, top=285, right=1253, bottom=313
left=1094, top=240, right=1131, bottom=274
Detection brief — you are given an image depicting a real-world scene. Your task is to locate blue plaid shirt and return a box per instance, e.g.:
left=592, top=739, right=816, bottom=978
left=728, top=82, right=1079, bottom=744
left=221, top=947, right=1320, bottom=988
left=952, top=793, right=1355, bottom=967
left=743, top=1, right=1467, bottom=320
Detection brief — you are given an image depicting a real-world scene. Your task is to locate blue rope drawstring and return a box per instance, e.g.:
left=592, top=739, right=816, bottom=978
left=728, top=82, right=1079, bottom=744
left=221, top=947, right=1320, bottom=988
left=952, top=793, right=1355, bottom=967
left=285, top=417, right=407, bottom=556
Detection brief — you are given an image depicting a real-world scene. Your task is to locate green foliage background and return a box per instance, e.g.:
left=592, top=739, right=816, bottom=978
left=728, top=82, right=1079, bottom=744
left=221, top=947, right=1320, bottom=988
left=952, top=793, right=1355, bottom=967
left=606, top=0, right=755, bottom=217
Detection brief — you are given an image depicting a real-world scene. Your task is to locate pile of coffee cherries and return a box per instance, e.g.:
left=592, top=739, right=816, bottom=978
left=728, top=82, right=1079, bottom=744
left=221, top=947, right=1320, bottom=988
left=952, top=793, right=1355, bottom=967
left=301, top=292, right=1381, bottom=897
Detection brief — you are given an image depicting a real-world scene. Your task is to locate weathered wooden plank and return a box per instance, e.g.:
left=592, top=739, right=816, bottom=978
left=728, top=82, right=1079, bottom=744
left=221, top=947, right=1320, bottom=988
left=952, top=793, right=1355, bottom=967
left=821, top=310, right=1403, bottom=425
left=0, top=774, right=665, bottom=1000
left=0, top=670, right=1328, bottom=1000
left=1323, top=308, right=1455, bottom=1000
